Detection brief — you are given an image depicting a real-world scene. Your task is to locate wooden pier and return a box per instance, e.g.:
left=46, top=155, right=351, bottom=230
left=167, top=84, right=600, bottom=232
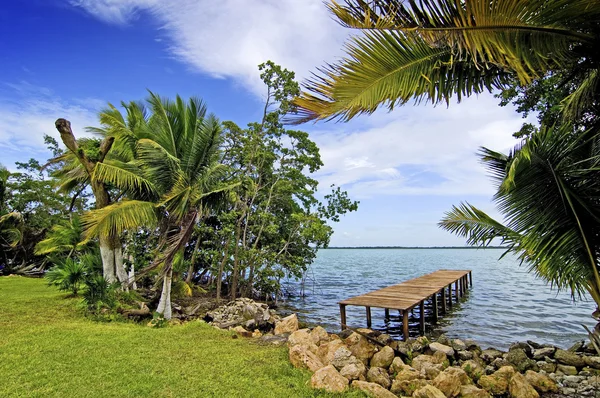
left=339, top=270, right=472, bottom=340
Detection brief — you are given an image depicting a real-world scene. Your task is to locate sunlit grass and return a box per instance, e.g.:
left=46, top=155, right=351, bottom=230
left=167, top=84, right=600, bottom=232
left=0, top=277, right=365, bottom=398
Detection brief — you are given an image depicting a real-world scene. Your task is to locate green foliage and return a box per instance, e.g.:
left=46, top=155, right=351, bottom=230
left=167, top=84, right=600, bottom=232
left=35, top=215, right=91, bottom=258
left=82, top=274, right=117, bottom=311
left=45, top=258, right=90, bottom=295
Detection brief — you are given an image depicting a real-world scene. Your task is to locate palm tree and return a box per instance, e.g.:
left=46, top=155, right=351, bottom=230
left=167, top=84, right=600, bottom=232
left=82, top=93, right=236, bottom=319
left=440, top=125, right=600, bottom=326
left=35, top=215, right=91, bottom=259
left=293, top=0, right=600, bottom=122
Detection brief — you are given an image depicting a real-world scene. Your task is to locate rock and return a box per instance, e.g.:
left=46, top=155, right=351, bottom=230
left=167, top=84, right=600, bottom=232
left=508, top=372, right=539, bottom=398
left=554, top=349, right=586, bottom=368
left=461, top=360, right=485, bottom=381
left=524, top=370, right=559, bottom=393
left=413, top=354, right=437, bottom=372
left=465, top=339, right=481, bottom=351
left=344, top=332, right=377, bottom=365
left=506, top=348, right=537, bottom=372
left=422, top=363, right=443, bottom=380
left=458, top=350, right=474, bottom=361
left=561, top=375, right=585, bottom=387
left=432, top=350, right=448, bottom=365
left=317, top=339, right=346, bottom=366
left=460, top=385, right=491, bottom=398
left=478, top=366, right=515, bottom=395
left=256, top=334, right=288, bottom=346
left=394, top=364, right=423, bottom=382
left=556, top=364, right=578, bottom=375
left=389, top=356, right=405, bottom=374
left=581, top=366, right=600, bottom=375
left=444, top=366, right=471, bottom=385
left=536, top=361, right=556, bottom=373
left=370, top=346, right=395, bottom=369
left=510, top=342, right=533, bottom=357
left=351, top=380, right=397, bottom=398
left=331, top=346, right=362, bottom=370
left=309, top=326, right=330, bottom=346
left=430, top=342, right=456, bottom=357
left=391, top=378, right=429, bottom=396
left=413, top=384, right=447, bottom=398
left=481, top=348, right=504, bottom=363
left=310, top=365, right=348, bottom=392
left=274, top=314, right=298, bottom=335
left=231, top=325, right=253, bottom=338
left=584, top=355, right=600, bottom=369
left=339, top=362, right=366, bottom=381
left=432, top=368, right=462, bottom=398
left=491, top=357, right=512, bottom=370
left=366, top=367, right=391, bottom=389
left=532, top=347, right=555, bottom=360
left=451, top=339, right=467, bottom=351
left=251, top=329, right=262, bottom=338
left=568, top=340, right=585, bottom=352
left=289, top=345, right=324, bottom=372
left=287, top=329, right=312, bottom=347
left=207, top=298, right=278, bottom=330
left=437, top=335, right=451, bottom=346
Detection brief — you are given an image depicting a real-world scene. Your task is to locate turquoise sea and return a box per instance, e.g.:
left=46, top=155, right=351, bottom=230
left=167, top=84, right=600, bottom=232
left=282, top=248, right=595, bottom=350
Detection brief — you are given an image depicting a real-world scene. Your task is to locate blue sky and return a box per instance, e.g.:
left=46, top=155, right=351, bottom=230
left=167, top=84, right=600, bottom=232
left=0, top=0, right=535, bottom=247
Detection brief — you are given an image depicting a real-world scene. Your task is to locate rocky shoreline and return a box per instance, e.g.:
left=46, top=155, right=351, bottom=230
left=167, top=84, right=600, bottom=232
left=203, top=298, right=600, bottom=397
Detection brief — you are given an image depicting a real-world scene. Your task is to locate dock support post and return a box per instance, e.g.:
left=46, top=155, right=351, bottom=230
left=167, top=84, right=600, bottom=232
left=340, top=304, right=347, bottom=330
left=432, top=293, right=438, bottom=323
left=366, top=306, right=372, bottom=328
left=464, top=276, right=468, bottom=292
left=419, top=301, right=425, bottom=335
left=402, top=310, right=409, bottom=341
left=455, top=280, right=460, bottom=301
left=441, top=288, right=447, bottom=313
left=469, top=271, right=473, bottom=287
left=384, top=308, right=390, bottom=320
left=448, top=285, right=453, bottom=308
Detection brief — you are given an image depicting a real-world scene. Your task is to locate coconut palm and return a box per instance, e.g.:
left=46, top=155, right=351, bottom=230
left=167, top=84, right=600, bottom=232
left=293, top=0, right=600, bottom=122
left=35, top=215, right=91, bottom=259
left=440, top=125, right=600, bottom=323
left=82, top=92, right=236, bottom=319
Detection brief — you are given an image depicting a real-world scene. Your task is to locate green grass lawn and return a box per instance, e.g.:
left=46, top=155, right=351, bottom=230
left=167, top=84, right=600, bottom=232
left=0, top=277, right=366, bottom=398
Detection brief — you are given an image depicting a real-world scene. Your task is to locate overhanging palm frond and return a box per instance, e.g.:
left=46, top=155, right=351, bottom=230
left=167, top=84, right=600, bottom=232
left=93, top=161, right=158, bottom=200
left=82, top=200, right=158, bottom=239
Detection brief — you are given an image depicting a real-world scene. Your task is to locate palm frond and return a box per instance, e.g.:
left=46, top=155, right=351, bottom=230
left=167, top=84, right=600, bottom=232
left=82, top=200, right=158, bottom=239
left=93, top=161, right=158, bottom=200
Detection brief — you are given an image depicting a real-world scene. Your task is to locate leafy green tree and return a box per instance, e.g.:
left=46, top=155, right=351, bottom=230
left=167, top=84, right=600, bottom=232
left=292, top=0, right=600, bottom=123
left=35, top=215, right=91, bottom=260
left=83, top=92, right=236, bottom=319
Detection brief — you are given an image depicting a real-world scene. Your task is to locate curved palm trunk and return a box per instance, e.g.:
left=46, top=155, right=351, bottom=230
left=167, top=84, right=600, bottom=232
left=156, top=267, right=173, bottom=319
left=99, top=235, right=117, bottom=283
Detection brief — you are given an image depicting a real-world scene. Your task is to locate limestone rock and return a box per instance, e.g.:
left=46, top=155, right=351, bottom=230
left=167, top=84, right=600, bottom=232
left=287, top=329, right=312, bottom=347
left=289, top=344, right=324, bottom=372
left=207, top=298, right=278, bottom=330
left=274, top=313, right=298, bottom=335
left=422, top=362, right=443, bottom=380
left=367, top=366, right=391, bottom=389
left=462, top=360, right=485, bottom=381
left=532, top=347, right=555, bottom=360
left=536, top=361, right=556, bottom=373
left=231, top=325, right=253, bottom=338
left=433, top=350, right=448, bottom=365
left=460, top=385, right=491, bottom=398
left=370, top=346, right=395, bottom=369
left=351, top=380, right=397, bottom=398
left=458, top=350, right=474, bottom=361
left=584, top=355, right=600, bottom=369
left=332, top=346, right=362, bottom=370
left=309, top=326, right=330, bottom=346
left=344, top=332, right=377, bottom=365
left=389, top=356, right=405, bottom=374
left=451, top=339, right=467, bottom=351
left=554, top=349, right=585, bottom=368
left=524, top=370, right=559, bottom=393
left=317, top=339, right=346, bottom=366
left=390, top=378, right=429, bottom=396
left=556, top=364, right=578, bottom=375
left=413, top=384, right=447, bottom=398
left=413, top=354, right=437, bottom=372
left=430, top=342, right=456, bottom=357
left=477, top=366, right=514, bottom=395
left=339, top=362, right=366, bottom=381
left=509, top=342, right=533, bottom=357
left=310, top=365, right=348, bottom=393
left=394, top=364, right=423, bottom=382
left=506, top=348, right=537, bottom=372
left=481, top=349, right=504, bottom=363
left=508, top=372, right=539, bottom=398
left=432, top=368, right=462, bottom=398
left=444, top=366, right=471, bottom=385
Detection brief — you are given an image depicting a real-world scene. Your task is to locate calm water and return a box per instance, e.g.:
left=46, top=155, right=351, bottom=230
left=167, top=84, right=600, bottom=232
left=282, top=248, right=595, bottom=350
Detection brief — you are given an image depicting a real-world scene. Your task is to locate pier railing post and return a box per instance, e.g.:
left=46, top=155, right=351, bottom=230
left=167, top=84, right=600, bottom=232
left=340, top=304, right=347, bottom=330
left=419, top=301, right=425, bottom=335
left=432, top=293, right=438, bottom=323
left=402, top=310, right=409, bottom=341
left=366, top=306, right=372, bottom=328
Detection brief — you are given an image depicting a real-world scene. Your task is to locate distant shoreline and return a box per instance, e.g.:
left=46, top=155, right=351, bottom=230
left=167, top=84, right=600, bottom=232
left=324, top=246, right=507, bottom=249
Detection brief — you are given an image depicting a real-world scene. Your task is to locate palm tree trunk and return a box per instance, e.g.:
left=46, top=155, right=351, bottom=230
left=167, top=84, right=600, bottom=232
left=156, top=267, right=173, bottom=319
left=216, top=238, right=231, bottom=301
left=114, top=245, right=129, bottom=289
left=99, top=235, right=116, bottom=283
left=128, top=262, right=137, bottom=290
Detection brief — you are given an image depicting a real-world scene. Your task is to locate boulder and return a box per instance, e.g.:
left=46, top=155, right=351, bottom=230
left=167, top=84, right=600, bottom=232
left=274, top=314, right=298, bottom=335
left=339, top=362, right=366, bottom=381
left=231, top=325, right=253, bottom=338
left=421, top=362, right=443, bottom=380
left=508, top=372, right=539, bottom=398
left=370, top=346, right=395, bottom=369
left=317, top=339, right=346, bottom=365
left=289, top=344, right=324, bottom=372
left=444, top=366, right=471, bottom=385
left=207, top=298, right=278, bottom=330
left=461, top=360, right=485, bottom=381
left=554, top=349, right=585, bottom=368
left=568, top=340, right=585, bottom=352
left=458, top=350, right=474, bottom=361
left=389, top=356, right=405, bottom=374
left=310, top=365, right=348, bottom=393
left=459, top=385, right=491, bottom=398
left=532, top=347, right=555, bottom=360
left=394, top=364, right=423, bottom=382
left=481, top=349, right=504, bottom=363
left=536, top=361, right=556, bottom=373
left=367, top=367, right=391, bottom=389
left=509, top=342, right=533, bottom=357
left=433, top=350, right=449, bottom=365
left=351, top=380, right=397, bottom=398
left=413, top=384, right=447, bottom=398
left=524, top=370, right=559, bottom=393
left=413, top=354, right=437, bottom=372
left=430, top=342, right=456, bottom=357
left=556, top=364, right=578, bottom=375
left=477, top=366, right=514, bottom=395
left=287, top=329, right=312, bottom=347
left=390, top=378, right=429, bottom=396
left=331, top=346, right=362, bottom=370
left=344, top=332, right=377, bottom=365
left=432, top=368, right=462, bottom=398
left=451, top=339, right=467, bottom=351
left=585, top=355, right=600, bottom=369
left=309, top=326, right=330, bottom=346
left=506, top=348, right=537, bottom=372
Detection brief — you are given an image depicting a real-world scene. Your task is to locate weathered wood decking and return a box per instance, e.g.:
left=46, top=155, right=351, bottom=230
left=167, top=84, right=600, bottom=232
left=339, top=269, right=472, bottom=340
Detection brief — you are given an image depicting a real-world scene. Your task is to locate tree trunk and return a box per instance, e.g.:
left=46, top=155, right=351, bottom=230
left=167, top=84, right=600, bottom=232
left=231, top=223, right=242, bottom=300
left=99, top=236, right=116, bottom=283
left=156, top=267, right=173, bottom=319
left=128, top=263, right=137, bottom=290
left=114, top=245, right=129, bottom=290
left=216, top=238, right=231, bottom=301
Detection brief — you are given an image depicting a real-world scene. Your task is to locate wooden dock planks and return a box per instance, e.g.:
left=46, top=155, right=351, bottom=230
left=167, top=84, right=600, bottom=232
left=339, top=269, right=472, bottom=340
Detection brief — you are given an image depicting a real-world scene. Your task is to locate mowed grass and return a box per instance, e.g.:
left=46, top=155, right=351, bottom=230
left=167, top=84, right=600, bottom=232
left=0, top=277, right=366, bottom=398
